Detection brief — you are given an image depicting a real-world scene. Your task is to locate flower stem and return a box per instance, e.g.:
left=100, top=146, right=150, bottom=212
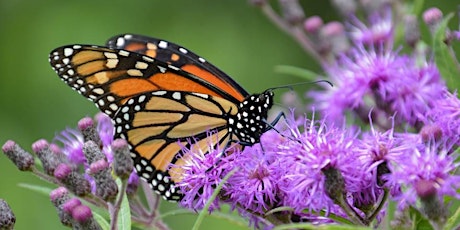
left=366, top=188, right=389, bottom=222
left=259, top=3, right=326, bottom=65
left=109, top=179, right=128, bottom=230
left=336, top=193, right=367, bottom=226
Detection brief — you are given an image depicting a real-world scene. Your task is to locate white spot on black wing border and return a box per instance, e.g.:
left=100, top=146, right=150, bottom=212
left=111, top=91, right=183, bottom=201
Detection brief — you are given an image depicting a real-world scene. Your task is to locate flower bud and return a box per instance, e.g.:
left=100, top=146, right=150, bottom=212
left=89, top=159, right=118, bottom=202
left=111, top=139, right=134, bottom=179
left=415, top=180, right=447, bottom=224
left=83, top=140, right=106, bottom=165
left=54, top=163, right=91, bottom=196
left=0, top=199, right=15, bottom=230
left=304, top=16, right=323, bottom=34
left=279, top=0, right=305, bottom=25
left=78, top=117, right=101, bottom=146
left=331, top=0, right=357, bottom=16
left=32, top=139, right=62, bottom=175
left=423, top=7, right=443, bottom=35
left=404, top=15, right=420, bottom=47
left=71, top=205, right=102, bottom=230
left=2, top=140, right=34, bottom=171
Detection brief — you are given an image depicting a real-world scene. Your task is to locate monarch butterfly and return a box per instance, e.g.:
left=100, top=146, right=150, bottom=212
left=49, top=34, right=274, bottom=201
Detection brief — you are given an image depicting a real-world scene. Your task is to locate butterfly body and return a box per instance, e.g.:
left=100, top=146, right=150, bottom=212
left=49, top=34, right=273, bottom=201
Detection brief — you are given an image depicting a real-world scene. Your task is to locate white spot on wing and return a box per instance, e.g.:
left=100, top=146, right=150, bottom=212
left=158, top=41, right=168, bottom=49
left=152, top=91, right=167, bottom=96
left=118, top=50, right=130, bottom=56
left=179, top=47, right=188, bottom=54
left=116, top=37, right=125, bottom=47
left=172, top=92, right=181, bottom=100
left=63, top=48, right=74, bottom=57
left=135, top=61, right=148, bottom=69
left=142, top=56, right=154, bottom=62
left=158, top=66, right=167, bottom=73
left=104, top=52, right=118, bottom=59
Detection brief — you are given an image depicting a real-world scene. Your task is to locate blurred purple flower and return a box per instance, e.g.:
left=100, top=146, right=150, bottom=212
left=387, top=139, right=460, bottom=210
left=348, top=6, right=394, bottom=45
left=425, top=90, right=460, bottom=142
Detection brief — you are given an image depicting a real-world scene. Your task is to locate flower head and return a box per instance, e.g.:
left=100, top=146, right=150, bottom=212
left=224, top=142, right=283, bottom=215
left=277, top=116, right=362, bottom=213
left=388, top=140, right=460, bottom=210
left=176, top=134, right=232, bottom=212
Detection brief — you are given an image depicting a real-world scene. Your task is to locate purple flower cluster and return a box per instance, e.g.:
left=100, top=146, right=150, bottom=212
left=309, top=44, right=445, bottom=127
left=175, top=1, right=460, bottom=229
left=2, top=113, right=143, bottom=229
left=177, top=112, right=460, bottom=228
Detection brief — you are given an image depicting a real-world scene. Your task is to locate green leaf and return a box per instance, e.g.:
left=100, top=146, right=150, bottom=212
left=207, top=211, right=250, bottom=229
left=93, top=212, right=110, bottom=230
left=18, top=183, right=53, bottom=196
left=274, top=65, right=320, bottom=82
left=432, top=13, right=460, bottom=90
left=408, top=206, right=433, bottom=230
left=445, top=203, right=460, bottom=230
left=410, top=0, right=425, bottom=16
left=116, top=180, right=132, bottom=230
left=265, top=206, right=294, bottom=216
left=272, top=223, right=371, bottom=230
left=157, top=208, right=194, bottom=219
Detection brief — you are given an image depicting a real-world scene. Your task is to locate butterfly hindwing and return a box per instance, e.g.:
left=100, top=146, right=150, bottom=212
left=112, top=91, right=237, bottom=200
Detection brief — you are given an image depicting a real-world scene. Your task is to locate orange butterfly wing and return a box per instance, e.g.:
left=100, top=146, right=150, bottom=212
left=49, top=45, right=244, bottom=117
left=106, top=34, right=248, bottom=102
left=49, top=35, right=273, bottom=201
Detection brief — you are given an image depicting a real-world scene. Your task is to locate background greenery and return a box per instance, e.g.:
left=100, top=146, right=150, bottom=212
left=0, top=1, right=457, bottom=229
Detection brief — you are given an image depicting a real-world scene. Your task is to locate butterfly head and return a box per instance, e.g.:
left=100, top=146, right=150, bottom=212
left=229, top=90, right=274, bottom=145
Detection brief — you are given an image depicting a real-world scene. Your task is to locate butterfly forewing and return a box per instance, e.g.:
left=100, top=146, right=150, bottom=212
left=49, top=45, right=244, bottom=118
left=106, top=34, right=248, bottom=102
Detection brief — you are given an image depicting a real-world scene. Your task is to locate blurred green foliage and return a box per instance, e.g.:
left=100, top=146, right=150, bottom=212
left=0, top=1, right=458, bottom=229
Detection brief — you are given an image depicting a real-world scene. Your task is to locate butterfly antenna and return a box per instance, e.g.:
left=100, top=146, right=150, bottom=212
left=266, top=79, right=333, bottom=92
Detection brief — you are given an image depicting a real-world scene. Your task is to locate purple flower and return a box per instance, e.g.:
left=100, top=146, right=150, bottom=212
left=387, top=139, right=460, bottom=210
left=353, top=118, right=412, bottom=208
left=224, top=142, right=282, bottom=215
left=425, top=90, right=460, bottom=142
left=176, top=136, right=231, bottom=212
left=54, top=113, right=114, bottom=165
left=385, top=61, right=445, bottom=125
left=309, top=45, right=410, bottom=124
left=51, top=113, right=138, bottom=197
left=54, top=128, right=86, bottom=164
left=276, top=116, right=362, bottom=213
left=309, top=43, right=446, bottom=127
left=348, top=6, right=394, bottom=45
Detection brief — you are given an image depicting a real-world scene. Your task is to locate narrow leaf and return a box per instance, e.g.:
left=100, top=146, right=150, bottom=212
left=114, top=179, right=131, bottom=230
left=18, top=183, right=53, bottom=196
left=272, top=223, right=371, bottom=230
left=207, top=211, right=250, bottom=229
left=432, top=13, right=460, bottom=90
left=408, top=206, right=433, bottom=230
left=445, top=204, right=460, bottom=230
left=274, top=65, right=320, bottom=81
left=93, top=212, right=110, bottom=230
